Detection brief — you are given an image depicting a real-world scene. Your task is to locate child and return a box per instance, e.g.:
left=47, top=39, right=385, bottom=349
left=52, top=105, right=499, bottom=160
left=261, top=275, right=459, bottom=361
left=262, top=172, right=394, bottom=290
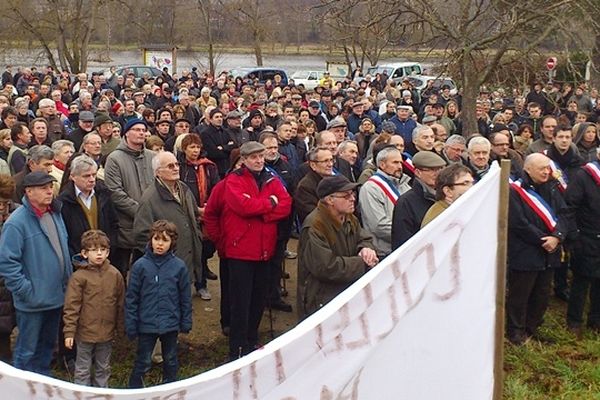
left=126, top=220, right=192, bottom=388
left=63, top=230, right=124, bottom=387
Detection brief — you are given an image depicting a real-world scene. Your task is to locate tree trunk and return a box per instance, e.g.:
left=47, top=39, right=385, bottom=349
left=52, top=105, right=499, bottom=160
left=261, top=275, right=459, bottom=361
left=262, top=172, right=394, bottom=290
left=461, top=54, right=479, bottom=137
left=590, top=33, right=600, bottom=89
left=254, top=31, right=263, bottom=66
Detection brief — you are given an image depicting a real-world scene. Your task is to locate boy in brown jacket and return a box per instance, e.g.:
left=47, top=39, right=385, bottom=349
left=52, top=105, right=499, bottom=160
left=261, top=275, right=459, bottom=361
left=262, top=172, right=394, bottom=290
left=63, top=230, right=124, bottom=387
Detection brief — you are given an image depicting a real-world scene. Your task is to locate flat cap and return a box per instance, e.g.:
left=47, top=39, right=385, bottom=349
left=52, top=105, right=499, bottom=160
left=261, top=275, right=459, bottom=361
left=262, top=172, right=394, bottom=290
left=308, top=100, right=321, bottom=108
left=225, top=110, right=244, bottom=120
left=326, top=117, right=347, bottom=130
left=317, top=175, right=358, bottom=199
left=422, top=115, right=437, bottom=124
left=240, top=141, right=265, bottom=156
left=23, top=171, right=56, bottom=188
left=79, top=111, right=95, bottom=122
left=412, top=151, right=447, bottom=169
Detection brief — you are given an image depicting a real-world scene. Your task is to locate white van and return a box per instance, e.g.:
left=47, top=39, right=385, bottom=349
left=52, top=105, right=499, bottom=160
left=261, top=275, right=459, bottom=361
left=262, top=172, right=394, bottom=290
left=361, top=62, right=423, bottom=84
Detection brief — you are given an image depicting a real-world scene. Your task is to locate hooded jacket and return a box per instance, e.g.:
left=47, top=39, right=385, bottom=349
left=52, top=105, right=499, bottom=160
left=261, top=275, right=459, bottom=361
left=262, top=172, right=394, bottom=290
left=573, top=122, right=599, bottom=163
left=63, top=256, right=124, bottom=343
left=104, top=139, right=155, bottom=248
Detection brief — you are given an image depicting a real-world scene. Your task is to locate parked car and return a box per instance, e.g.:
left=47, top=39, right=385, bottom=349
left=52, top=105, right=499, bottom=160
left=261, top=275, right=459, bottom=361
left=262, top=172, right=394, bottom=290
left=228, top=67, right=289, bottom=86
left=290, top=70, right=327, bottom=89
left=103, top=65, right=163, bottom=81
left=356, top=62, right=423, bottom=84
left=406, top=75, right=458, bottom=96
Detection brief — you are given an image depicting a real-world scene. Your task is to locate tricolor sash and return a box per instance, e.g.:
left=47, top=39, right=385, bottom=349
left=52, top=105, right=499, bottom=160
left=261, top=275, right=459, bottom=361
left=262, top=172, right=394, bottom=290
left=510, top=179, right=558, bottom=232
left=368, top=173, right=401, bottom=205
left=583, top=161, right=600, bottom=186
left=402, top=152, right=415, bottom=174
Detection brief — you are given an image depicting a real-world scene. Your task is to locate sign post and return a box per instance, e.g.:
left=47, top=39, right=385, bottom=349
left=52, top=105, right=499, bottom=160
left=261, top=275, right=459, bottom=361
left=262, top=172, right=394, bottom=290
left=546, top=57, right=557, bottom=83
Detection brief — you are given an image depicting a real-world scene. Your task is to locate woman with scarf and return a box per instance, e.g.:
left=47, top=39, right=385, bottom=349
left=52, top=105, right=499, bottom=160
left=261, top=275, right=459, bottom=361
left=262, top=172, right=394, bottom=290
left=178, top=134, right=220, bottom=300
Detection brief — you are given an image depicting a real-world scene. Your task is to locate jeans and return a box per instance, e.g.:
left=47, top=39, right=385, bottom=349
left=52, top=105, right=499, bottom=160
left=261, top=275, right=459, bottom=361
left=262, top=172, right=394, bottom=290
left=128, top=331, right=178, bottom=388
left=74, top=340, right=112, bottom=387
left=228, top=259, right=268, bottom=360
left=14, top=307, right=62, bottom=375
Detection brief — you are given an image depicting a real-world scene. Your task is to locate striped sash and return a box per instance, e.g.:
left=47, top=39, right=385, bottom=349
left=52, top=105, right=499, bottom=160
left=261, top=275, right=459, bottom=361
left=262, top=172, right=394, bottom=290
left=583, top=161, right=600, bottom=186
left=368, top=173, right=401, bottom=205
left=510, top=179, right=558, bottom=232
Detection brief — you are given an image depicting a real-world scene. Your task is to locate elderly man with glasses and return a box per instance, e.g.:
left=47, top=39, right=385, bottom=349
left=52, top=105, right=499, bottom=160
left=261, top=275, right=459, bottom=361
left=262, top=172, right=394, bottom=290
left=299, top=175, right=377, bottom=319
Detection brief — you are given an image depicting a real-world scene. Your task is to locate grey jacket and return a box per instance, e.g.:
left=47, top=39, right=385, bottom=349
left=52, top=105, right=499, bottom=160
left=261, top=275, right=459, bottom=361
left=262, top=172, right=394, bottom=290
left=359, top=170, right=412, bottom=257
left=133, top=179, right=203, bottom=281
left=104, top=140, right=155, bottom=248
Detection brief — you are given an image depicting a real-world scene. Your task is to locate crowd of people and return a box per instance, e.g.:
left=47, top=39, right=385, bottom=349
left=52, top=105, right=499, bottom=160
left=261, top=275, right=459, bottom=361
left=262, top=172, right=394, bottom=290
left=0, top=62, right=597, bottom=387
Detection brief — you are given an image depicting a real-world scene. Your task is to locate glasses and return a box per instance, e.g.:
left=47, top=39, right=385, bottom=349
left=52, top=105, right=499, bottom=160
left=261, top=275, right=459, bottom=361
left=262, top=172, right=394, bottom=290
left=331, top=192, right=355, bottom=200
left=314, top=158, right=334, bottom=164
left=129, top=127, right=148, bottom=132
left=161, top=162, right=179, bottom=170
left=451, top=180, right=474, bottom=187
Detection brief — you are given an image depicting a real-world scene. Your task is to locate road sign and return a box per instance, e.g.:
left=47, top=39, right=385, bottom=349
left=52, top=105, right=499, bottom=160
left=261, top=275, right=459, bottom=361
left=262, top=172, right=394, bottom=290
left=546, top=57, right=557, bottom=71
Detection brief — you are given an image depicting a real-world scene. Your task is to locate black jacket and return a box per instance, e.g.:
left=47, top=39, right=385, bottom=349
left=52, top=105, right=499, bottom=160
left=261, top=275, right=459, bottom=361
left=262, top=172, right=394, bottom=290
left=58, top=180, right=119, bottom=257
left=508, top=174, right=568, bottom=271
left=201, top=124, right=236, bottom=178
left=565, top=164, right=600, bottom=278
left=391, top=179, right=434, bottom=250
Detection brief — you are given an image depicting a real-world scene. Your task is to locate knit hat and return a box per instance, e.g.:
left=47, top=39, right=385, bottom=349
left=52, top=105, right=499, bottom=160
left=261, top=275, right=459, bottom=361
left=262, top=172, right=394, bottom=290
left=123, top=119, right=148, bottom=136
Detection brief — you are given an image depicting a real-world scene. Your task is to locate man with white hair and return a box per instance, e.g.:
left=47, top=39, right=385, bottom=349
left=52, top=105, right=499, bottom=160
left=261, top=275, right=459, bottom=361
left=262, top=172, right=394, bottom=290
left=466, top=136, right=491, bottom=181
left=410, top=125, right=436, bottom=155
left=359, top=146, right=411, bottom=257
left=133, top=151, right=203, bottom=284
left=441, top=134, right=466, bottom=164
left=507, top=153, right=568, bottom=345
left=38, top=98, right=66, bottom=141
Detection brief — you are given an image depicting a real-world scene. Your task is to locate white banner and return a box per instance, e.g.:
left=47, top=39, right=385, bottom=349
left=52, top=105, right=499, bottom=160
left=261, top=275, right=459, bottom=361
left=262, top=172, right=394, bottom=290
left=0, top=166, right=501, bottom=400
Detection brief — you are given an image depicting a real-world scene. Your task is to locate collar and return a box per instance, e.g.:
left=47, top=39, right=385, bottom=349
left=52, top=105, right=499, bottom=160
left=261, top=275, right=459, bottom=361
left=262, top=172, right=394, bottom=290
left=30, top=203, right=52, bottom=218
left=376, top=169, right=401, bottom=184
left=74, top=185, right=95, bottom=200
left=54, top=159, right=66, bottom=171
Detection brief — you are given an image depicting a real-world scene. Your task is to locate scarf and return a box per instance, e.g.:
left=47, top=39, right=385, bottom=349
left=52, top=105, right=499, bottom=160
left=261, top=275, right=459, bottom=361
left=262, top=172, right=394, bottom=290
left=187, top=158, right=209, bottom=206
left=54, top=159, right=66, bottom=171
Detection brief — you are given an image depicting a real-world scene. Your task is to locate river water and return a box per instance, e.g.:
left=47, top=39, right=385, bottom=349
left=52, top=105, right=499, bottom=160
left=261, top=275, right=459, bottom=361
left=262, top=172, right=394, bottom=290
left=0, top=48, right=433, bottom=75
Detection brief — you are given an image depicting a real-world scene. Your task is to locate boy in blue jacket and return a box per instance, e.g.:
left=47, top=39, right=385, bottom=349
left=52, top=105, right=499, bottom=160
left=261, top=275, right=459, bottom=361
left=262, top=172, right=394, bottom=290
left=125, top=220, right=192, bottom=388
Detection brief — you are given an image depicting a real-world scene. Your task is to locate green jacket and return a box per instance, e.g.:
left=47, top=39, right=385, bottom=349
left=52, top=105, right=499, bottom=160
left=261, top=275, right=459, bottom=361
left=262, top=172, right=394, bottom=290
left=298, top=202, right=375, bottom=319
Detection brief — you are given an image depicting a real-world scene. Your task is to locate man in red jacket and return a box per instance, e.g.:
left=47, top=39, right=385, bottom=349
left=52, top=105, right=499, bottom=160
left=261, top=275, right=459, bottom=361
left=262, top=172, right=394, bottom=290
left=221, top=141, right=292, bottom=360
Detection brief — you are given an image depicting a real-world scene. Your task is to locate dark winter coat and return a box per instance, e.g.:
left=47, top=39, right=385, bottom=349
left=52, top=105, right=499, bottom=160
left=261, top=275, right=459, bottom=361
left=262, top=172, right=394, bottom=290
left=391, top=179, right=435, bottom=250
left=565, top=162, right=600, bottom=278
left=125, top=247, right=192, bottom=337
left=58, top=180, right=119, bottom=257
left=508, top=174, right=568, bottom=271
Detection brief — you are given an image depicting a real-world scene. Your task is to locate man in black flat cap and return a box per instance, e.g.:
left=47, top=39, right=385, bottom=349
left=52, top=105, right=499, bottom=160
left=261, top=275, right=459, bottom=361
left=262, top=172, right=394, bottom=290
left=298, top=175, right=378, bottom=320
left=391, top=151, right=447, bottom=250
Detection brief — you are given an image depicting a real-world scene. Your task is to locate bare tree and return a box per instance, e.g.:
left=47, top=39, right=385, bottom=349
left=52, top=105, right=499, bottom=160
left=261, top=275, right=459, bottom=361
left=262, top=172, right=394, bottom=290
left=318, top=0, right=410, bottom=69
left=218, top=0, right=275, bottom=66
left=385, top=0, right=576, bottom=135
left=4, top=0, right=108, bottom=73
